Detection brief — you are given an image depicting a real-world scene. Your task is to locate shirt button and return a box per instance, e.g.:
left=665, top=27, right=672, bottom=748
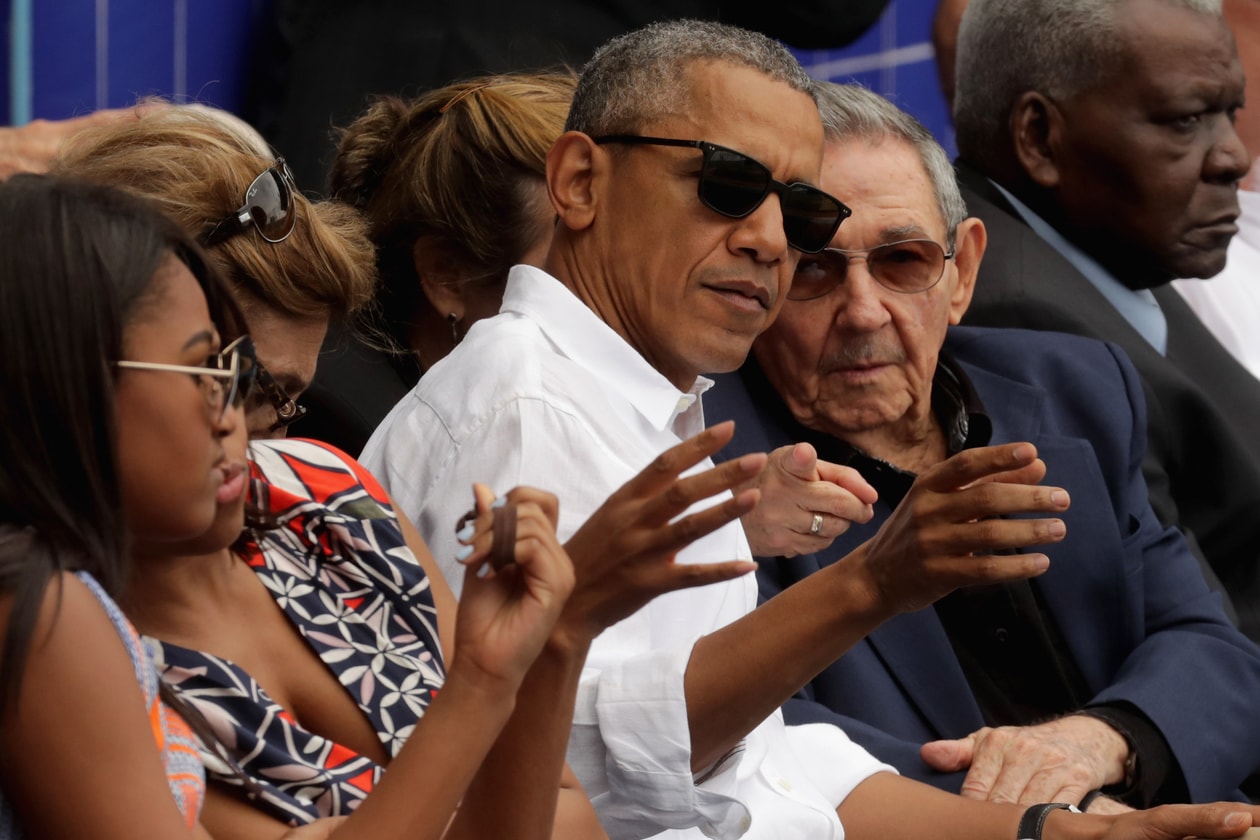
left=994, top=627, right=1009, bottom=643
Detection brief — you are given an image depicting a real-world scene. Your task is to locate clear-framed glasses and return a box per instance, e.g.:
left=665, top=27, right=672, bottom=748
left=251, top=359, right=308, bottom=432
left=115, top=335, right=259, bottom=421
left=787, top=238, right=956, bottom=301
left=202, top=158, right=298, bottom=246
left=591, top=135, right=851, bottom=253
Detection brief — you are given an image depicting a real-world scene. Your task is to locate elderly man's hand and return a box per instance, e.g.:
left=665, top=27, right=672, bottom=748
left=847, top=442, right=1069, bottom=615
left=737, top=442, right=877, bottom=557
left=920, top=715, right=1131, bottom=808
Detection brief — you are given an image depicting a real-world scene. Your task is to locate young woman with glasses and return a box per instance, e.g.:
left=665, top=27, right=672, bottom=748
left=54, top=104, right=377, bottom=440
left=0, top=173, right=276, bottom=838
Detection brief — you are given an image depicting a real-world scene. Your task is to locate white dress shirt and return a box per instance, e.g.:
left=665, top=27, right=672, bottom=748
left=1173, top=188, right=1260, bottom=380
left=361, top=265, right=891, bottom=840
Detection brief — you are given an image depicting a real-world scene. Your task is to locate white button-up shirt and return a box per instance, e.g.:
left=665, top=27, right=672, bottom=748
left=361, top=265, right=891, bottom=840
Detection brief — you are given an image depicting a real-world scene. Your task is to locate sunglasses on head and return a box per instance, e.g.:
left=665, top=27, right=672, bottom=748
left=202, top=158, right=298, bottom=247
left=592, top=135, right=851, bottom=253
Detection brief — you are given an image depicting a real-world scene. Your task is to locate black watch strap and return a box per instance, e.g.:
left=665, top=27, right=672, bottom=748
left=1017, top=803, right=1080, bottom=840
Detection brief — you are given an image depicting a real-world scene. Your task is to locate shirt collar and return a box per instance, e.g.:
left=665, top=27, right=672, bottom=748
left=500, top=264, right=713, bottom=433
left=990, top=179, right=1167, bottom=355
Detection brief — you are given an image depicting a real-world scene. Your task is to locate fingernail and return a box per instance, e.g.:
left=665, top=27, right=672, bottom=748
left=476, top=562, right=493, bottom=578
left=455, top=543, right=474, bottom=562
left=1050, top=489, right=1068, bottom=507
left=455, top=522, right=475, bottom=542
left=490, top=496, right=508, bottom=509
left=1224, top=812, right=1249, bottom=829
left=1049, top=520, right=1066, bottom=538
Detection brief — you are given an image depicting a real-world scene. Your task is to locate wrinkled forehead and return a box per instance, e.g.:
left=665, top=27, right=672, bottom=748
left=821, top=137, right=947, bottom=246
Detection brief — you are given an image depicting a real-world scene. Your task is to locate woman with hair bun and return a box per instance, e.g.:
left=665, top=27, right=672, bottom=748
left=303, top=72, right=575, bottom=453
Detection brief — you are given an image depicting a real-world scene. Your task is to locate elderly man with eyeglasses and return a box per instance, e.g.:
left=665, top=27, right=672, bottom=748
left=707, top=81, right=1260, bottom=820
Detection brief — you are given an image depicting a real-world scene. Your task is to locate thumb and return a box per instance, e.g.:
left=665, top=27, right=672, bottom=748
left=920, top=736, right=976, bottom=772
left=778, top=442, right=820, bottom=480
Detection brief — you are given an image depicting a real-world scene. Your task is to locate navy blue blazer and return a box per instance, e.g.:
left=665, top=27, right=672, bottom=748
left=706, top=326, right=1260, bottom=802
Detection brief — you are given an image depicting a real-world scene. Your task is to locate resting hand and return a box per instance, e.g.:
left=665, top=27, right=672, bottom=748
left=737, top=442, right=877, bottom=557
left=450, top=485, right=575, bottom=687
left=848, top=442, right=1069, bottom=615
left=920, top=715, right=1130, bottom=806
left=558, top=420, right=761, bottom=644
left=0, top=106, right=150, bottom=179
left=1043, top=803, right=1260, bottom=839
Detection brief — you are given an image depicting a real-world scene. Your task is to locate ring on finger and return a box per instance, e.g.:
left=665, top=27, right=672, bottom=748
left=809, top=512, right=824, bottom=536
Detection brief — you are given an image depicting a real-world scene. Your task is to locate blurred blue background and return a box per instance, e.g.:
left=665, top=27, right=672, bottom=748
left=3, top=0, right=954, bottom=164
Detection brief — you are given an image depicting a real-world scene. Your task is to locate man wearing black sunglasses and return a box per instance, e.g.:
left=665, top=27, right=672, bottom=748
left=363, top=19, right=1260, bottom=840
left=707, top=80, right=1260, bottom=821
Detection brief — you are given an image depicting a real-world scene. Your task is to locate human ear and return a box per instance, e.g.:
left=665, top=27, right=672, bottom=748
left=413, top=238, right=467, bottom=318
left=1010, top=91, right=1063, bottom=189
left=545, top=131, right=600, bottom=232
left=947, top=217, right=985, bottom=324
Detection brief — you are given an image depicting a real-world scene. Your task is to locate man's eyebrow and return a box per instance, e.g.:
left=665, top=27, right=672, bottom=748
left=881, top=223, right=931, bottom=240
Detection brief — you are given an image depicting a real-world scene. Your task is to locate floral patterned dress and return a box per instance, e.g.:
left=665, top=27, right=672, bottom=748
left=149, top=439, right=447, bottom=825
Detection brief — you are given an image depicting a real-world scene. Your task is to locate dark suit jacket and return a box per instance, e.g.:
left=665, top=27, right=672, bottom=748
left=957, top=164, right=1260, bottom=641
left=707, top=327, right=1260, bottom=802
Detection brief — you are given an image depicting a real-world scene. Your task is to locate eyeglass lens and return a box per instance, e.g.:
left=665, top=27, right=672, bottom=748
left=788, top=240, right=948, bottom=301
left=699, top=146, right=848, bottom=253
left=214, top=337, right=258, bottom=418
left=253, top=362, right=307, bottom=430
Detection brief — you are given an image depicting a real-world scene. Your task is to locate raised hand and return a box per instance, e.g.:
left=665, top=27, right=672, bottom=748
left=558, top=420, right=761, bottom=643
left=920, top=716, right=1130, bottom=808
left=448, top=484, right=576, bottom=688
left=736, top=442, right=877, bottom=557
left=847, top=442, right=1069, bottom=615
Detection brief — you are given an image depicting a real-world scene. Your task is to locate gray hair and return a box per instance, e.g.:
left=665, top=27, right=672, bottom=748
left=813, top=81, right=967, bottom=246
left=565, top=19, right=815, bottom=136
left=954, top=0, right=1222, bottom=164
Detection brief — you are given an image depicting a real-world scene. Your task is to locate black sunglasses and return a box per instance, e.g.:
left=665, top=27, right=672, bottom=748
left=202, top=158, right=298, bottom=247
left=592, top=135, right=850, bottom=253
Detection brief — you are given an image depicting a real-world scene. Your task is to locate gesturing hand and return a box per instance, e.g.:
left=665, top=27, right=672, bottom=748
left=737, top=442, right=877, bottom=558
left=849, top=442, right=1069, bottom=616
left=450, top=484, right=576, bottom=688
left=558, top=420, right=762, bottom=644
left=920, top=715, right=1130, bottom=807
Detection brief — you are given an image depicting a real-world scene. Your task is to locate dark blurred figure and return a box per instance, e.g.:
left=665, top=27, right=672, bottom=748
left=245, top=0, right=891, bottom=187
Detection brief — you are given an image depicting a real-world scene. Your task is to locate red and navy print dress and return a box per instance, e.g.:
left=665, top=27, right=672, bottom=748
left=148, top=439, right=447, bottom=825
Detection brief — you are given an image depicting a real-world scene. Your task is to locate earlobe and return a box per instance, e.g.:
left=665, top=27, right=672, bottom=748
left=546, top=131, right=600, bottom=232
left=1010, top=92, right=1062, bottom=189
left=947, top=217, right=985, bottom=324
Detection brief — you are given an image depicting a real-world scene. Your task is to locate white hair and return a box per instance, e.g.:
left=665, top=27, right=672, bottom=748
left=813, top=81, right=967, bottom=246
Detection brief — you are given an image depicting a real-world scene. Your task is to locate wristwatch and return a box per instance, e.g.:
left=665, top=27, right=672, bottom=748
left=1017, top=803, right=1083, bottom=840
